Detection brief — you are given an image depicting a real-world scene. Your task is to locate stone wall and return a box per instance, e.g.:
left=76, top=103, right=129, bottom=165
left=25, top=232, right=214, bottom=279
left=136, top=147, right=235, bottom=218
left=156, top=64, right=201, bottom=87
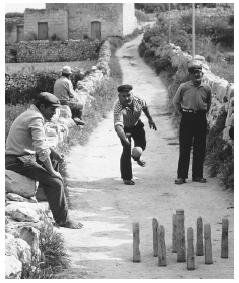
left=5, top=40, right=111, bottom=278
left=24, top=8, right=68, bottom=41
left=156, top=43, right=234, bottom=144
left=5, top=39, right=100, bottom=63
left=46, top=3, right=125, bottom=39
left=5, top=17, right=24, bottom=43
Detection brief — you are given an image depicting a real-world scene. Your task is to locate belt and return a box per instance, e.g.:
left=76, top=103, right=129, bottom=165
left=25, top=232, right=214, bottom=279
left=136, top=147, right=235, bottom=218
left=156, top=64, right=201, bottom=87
left=181, top=109, right=206, bottom=114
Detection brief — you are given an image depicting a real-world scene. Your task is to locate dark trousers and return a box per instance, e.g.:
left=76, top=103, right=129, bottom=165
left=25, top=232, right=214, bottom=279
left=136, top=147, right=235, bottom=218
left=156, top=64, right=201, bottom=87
left=177, top=112, right=207, bottom=179
left=5, top=154, right=68, bottom=225
left=120, top=120, right=146, bottom=180
left=60, top=99, right=83, bottom=119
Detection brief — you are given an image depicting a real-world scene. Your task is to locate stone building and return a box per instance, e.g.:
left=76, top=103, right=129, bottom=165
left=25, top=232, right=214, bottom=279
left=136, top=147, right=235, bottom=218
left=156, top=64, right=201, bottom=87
left=6, top=3, right=136, bottom=43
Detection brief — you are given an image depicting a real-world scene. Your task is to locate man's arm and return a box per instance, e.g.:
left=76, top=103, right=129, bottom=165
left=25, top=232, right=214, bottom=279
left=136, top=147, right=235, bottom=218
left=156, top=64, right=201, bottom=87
left=173, top=84, right=183, bottom=113
left=115, top=125, right=130, bottom=146
left=206, top=87, right=212, bottom=112
left=29, top=116, right=62, bottom=180
left=68, top=80, right=76, bottom=98
left=142, top=106, right=157, bottom=130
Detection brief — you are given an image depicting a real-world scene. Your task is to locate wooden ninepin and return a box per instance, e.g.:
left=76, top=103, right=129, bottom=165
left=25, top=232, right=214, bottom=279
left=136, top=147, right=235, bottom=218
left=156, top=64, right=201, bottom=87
left=221, top=218, right=229, bottom=258
left=204, top=223, right=213, bottom=264
left=152, top=218, right=159, bottom=257
left=157, top=225, right=167, bottom=266
left=172, top=214, right=177, bottom=253
left=187, top=227, right=195, bottom=270
left=133, top=222, right=141, bottom=262
left=176, top=209, right=186, bottom=262
left=196, top=217, right=204, bottom=256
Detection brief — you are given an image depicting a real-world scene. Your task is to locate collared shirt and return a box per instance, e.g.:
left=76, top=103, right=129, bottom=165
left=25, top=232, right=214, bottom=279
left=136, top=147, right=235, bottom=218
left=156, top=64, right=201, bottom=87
left=5, top=104, right=51, bottom=161
left=53, top=76, right=76, bottom=101
left=114, top=95, right=147, bottom=128
left=173, top=81, right=212, bottom=112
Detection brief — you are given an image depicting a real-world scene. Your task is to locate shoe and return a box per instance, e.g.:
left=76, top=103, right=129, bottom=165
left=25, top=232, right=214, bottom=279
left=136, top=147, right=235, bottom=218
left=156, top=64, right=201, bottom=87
left=175, top=178, right=186, bottom=185
left=192, top=177, right=207, bottom=183
left=73, top=118, right=85, bottom=126
left=123, top=179, right=135, bottom=185
left=137, top=159, right=146, bottom=167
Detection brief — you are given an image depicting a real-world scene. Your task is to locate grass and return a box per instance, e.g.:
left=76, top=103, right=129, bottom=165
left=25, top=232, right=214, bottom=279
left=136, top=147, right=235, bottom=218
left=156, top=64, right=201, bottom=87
left=5, top=60, right=97, bottom=74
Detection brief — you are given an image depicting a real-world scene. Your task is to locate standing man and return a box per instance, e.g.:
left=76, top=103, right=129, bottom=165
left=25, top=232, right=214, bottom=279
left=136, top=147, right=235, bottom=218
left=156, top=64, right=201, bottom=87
left=5, top=92, right=83, bottom=229
left=53, top=66, right=85, bottom=126
left=173, top=61, right=212, bottom=185
left=114, top=84, right=157, bottom=185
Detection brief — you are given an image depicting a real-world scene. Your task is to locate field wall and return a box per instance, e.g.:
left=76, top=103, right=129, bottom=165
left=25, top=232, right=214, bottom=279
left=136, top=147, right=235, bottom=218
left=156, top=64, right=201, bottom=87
left=5, top=39, right=101, bottom=63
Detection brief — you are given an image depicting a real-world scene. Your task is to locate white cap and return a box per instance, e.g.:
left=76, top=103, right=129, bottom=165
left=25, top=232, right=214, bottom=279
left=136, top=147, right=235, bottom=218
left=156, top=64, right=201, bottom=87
left=62, top=65, right=72, bottom=75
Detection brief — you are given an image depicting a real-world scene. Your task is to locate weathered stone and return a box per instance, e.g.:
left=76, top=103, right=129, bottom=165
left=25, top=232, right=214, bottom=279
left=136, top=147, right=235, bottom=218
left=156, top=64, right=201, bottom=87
left=20, top=226, right=41, bottom=261
left=5, top=255, right=22, bottom=279
left=5, top=235, right=31, bottom=265
left=6, top=193, right=30, bottom=202
left=5, top=202, right=43, bottom=223
left=5, top=170, right=37, bottom=198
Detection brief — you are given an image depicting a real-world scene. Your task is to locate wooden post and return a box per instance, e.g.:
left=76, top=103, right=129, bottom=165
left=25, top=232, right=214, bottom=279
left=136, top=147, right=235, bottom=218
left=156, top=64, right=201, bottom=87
left=152, top=218, right=158, bottom=257
left=187, top=227, right=195, bottom=270
left=172, top=214, right=177, bottom=253
left=133, top=222, right=141, bottom=262
left=157, top=225, right=167, bottom=266
left=204, top=223, right=213, bottom=264
left=176, top=209, right=186, bottom=262
left=221, top=218, right=229, bottom=258
left=196, top=217, right=204, bottom=256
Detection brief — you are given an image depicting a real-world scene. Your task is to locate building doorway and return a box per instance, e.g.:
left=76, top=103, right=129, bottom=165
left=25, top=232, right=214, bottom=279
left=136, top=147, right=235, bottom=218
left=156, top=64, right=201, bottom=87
left=17, top=25, right=24, bottom=42
left=91, top=21, right=101, bottom=40
left=38, top=22, right=48, bottom=40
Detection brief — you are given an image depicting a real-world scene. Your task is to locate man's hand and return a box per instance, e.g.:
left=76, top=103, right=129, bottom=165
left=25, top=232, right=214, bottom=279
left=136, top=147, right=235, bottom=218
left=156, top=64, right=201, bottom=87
left=51, top=170, right=63, bottom=181
left=148, top=118, right=157, bottom=130
left=51, top=148, right=64, bottom=163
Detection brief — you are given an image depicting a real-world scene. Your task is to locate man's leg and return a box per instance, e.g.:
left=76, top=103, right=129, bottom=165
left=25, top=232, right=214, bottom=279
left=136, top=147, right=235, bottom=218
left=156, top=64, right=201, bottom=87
left=177, top=115, right=193, bottom=179
left=192, top=115, right=207, bottom=179
left=67, top=101, right=85, bottom=126
left=5, top=155, right=82, bottom=228
left=120, top=139, right=133, bottom=181
left=131, top=120, right=146, bottom=166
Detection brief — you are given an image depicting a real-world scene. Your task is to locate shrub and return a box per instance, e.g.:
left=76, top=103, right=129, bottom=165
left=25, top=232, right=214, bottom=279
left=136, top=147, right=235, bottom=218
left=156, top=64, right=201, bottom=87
left=135, top=9, right=151, bottom=22
left=205, top=108, right=233, bottom=189
left=21, top=217, right=70, bottom=279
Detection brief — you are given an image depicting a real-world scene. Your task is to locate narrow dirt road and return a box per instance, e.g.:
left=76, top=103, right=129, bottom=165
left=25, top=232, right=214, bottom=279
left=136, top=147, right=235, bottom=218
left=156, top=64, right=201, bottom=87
left=59, top=35, right=234, bottom=279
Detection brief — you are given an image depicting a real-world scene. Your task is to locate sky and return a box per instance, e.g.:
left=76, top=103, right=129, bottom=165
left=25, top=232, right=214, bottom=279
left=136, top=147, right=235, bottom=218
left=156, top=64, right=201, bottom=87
left=5, top=2, right=45, bottom=13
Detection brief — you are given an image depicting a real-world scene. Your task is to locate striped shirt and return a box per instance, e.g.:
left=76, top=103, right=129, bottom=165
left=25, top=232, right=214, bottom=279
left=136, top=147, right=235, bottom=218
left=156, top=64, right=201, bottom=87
left=114, top=95, right=147, bottom=128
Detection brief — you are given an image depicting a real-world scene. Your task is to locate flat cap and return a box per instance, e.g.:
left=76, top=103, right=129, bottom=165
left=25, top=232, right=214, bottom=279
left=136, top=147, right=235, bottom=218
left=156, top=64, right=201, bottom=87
left=117, top=84, right=133, bottom=93
left=188, top=61, right=202, bottom=72
left=37, top=92, right=61, bottom=107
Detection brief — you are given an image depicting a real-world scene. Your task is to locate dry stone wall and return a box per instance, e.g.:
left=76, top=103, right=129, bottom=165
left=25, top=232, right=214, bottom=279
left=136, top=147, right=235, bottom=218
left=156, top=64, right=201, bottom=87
left=5, top=40, right=111, bottom=278
left=156, top=43, right=234, bottom=144
left=5, top=39, right=100, bottom=63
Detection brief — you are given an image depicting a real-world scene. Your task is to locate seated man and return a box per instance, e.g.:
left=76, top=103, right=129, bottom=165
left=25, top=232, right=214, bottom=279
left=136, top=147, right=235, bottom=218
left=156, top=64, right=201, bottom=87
left=5, top=92, right=83, bottom=229
left=53, top=65, right=85, bottom=126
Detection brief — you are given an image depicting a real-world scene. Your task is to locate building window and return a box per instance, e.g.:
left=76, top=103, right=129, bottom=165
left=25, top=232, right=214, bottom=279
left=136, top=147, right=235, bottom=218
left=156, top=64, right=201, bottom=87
left=38, top=22, right=48, bottom=40
left=91, top=21, right=101, bottom=40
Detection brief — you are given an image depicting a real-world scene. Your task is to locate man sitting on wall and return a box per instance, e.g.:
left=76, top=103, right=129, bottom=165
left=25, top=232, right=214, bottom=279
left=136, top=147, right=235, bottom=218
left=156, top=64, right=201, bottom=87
left=5, top=92, right=83, bottom=229
left=53, top=65, right=85, bottom=126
